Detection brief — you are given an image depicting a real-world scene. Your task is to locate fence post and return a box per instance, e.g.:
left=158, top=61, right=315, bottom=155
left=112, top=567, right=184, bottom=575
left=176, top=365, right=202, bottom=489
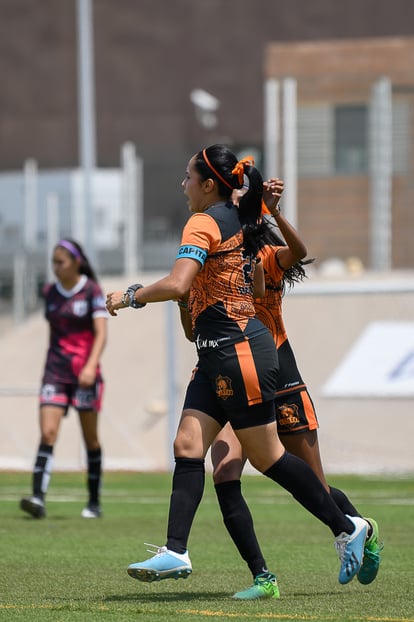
left=13, top=253, right=26, bottom=325
left=122, top=142, right=143, bottom=275
left=282, top=77, right=298, bottom=229
left=46, top=193, right=60, bottom=282
left=23, top=158, right=38, bottom=251
left=264, top=78, right=280, bottom=181
left=370, top=76, right=393, bottom=271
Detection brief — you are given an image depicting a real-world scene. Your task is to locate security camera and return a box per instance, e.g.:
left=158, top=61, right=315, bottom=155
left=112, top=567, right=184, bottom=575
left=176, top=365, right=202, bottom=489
left=190, top=89, right=220, bottom=112
left=190, top=89, right=220, bottom=129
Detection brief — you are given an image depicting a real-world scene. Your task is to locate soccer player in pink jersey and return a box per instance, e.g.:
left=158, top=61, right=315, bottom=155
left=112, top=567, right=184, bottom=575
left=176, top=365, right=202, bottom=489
left=20, top=239, right=107, bottom=519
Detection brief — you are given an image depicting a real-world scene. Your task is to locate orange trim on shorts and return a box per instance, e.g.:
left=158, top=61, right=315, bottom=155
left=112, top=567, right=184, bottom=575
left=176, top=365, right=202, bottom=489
left=234, top=339, right=262, bottom=406
left=301, top=390, right=318, bottom=430
left=276, top=383, right=307, bottom=397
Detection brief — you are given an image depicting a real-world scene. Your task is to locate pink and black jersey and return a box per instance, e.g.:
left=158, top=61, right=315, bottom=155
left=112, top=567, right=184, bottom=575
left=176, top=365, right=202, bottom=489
left=42, top=275, right=107, bottom=384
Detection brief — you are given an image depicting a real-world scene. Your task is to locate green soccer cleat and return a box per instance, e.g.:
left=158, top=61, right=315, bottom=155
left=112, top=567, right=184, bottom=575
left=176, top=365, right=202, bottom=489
left=357, top=517, right=384, bottom=585
left=233, top=572, right=280, bottom=600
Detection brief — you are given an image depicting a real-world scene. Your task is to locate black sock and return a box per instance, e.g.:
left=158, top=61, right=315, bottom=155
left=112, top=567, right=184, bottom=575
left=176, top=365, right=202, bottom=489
left=264, top=452, right=353, bottom=537
left=215, top=480, right=268, bottom=578
left=329, top=486, right=370, bottom=537
left=329, top=486, right=361, bottom=518
left=87, top=448, right=102, bottom=506
left=33, top=443, right=54, bottom=500
left=166, top=457, right=205, bottom=554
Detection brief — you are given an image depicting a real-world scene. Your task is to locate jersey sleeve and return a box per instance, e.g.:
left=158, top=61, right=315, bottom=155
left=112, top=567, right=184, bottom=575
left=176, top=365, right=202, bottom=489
left=90, top=282, right=109, bottom=319
left=42, top=283, right=53, bottom=298
left=176, top=213, right=222, bottom=266
left=259, top=245, right=285, bottom=282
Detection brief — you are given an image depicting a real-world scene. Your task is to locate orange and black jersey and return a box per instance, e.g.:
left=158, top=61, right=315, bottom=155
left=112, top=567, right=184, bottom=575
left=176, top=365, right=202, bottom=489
left=177, top=201, right=268, bottom=353
left=254, top=244, right=287, bottom=349
left=254, top=244, right=318, bottom=435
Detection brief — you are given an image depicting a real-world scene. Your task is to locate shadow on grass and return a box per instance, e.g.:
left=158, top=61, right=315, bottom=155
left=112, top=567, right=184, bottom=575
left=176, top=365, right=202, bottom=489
left=19, top=515, right=71, bottom=522
left=105, top=591, right=230, bottom=603
left=283, top=590, right=355, bottom=599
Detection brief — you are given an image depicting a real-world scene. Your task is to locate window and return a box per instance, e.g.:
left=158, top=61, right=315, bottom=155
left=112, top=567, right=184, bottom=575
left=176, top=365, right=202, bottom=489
left=335, top=105, right=368, bottom=174
left=297, top=100, right=409, bottom=178
left=298, top=104, right=333, bottom=177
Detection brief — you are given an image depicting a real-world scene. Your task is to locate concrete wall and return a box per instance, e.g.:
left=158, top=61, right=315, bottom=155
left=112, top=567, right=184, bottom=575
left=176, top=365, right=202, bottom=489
left=0, top=272, right=413, bottom=475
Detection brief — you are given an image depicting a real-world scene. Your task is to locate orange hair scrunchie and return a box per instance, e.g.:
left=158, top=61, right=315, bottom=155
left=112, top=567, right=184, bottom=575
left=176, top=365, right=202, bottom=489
left=231, top=155, right=255, bottom=185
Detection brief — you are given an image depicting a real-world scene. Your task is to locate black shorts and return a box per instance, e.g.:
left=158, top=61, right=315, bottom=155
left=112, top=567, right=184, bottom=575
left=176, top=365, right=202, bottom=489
left=39, top=381, right=104, bottom=414
left=198, top=329, right=278, bottom=407
left=183, top=330, right=278, bottom=430
left=274, top=389, right=318, bottom=434
left=275, top=339, right=318, bottom=434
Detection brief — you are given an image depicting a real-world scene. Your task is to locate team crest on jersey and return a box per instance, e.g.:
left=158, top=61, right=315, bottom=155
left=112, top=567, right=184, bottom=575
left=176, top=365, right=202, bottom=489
left=72, top=300, right=88, bottom=317
left=278, top=402, right=300, bottom=426
left=215, top=375, right=233, bottom=400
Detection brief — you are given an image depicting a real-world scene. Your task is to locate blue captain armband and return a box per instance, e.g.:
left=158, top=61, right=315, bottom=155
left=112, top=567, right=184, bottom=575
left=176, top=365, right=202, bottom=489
left=176, top=245, right=208, bottom=266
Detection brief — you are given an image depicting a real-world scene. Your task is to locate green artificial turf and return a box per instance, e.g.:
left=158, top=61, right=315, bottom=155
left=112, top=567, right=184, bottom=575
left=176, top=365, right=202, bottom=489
left=0, top=471, right=412, bottom=622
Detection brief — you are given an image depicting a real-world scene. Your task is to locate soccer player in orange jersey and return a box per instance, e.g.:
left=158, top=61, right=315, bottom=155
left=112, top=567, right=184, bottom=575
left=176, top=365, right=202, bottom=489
left=106, top=144, right=369, bottom=596
left=210, top=181, right=383, bottom=598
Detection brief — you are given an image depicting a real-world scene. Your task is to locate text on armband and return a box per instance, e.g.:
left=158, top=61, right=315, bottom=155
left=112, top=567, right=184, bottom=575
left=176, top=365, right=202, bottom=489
left=176, top=245, right=207, bottom=264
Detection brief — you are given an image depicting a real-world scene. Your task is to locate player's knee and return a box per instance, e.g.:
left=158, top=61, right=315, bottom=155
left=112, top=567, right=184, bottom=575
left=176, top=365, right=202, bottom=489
left=173, top=434, right=190, bottom=456
left=85, top=439, right=100, bottom=452
left=173, top=430, right=203, bottom=458
left=41, top=430, right=57, bottom=445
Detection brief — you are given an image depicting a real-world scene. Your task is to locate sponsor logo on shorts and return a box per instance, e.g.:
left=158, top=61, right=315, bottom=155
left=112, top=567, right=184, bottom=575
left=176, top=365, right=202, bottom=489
left=41, top=384, right=56, bottom=400
left=215, top=375, right=234, bottom=400
left=278, top=402, right=300, bottom=426
left=75, top=388, right=95, bottom=408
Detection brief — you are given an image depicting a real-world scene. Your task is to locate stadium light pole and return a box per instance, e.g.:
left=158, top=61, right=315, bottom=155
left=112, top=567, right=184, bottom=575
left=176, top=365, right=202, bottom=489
left=76, top=0, right=97, bottom=265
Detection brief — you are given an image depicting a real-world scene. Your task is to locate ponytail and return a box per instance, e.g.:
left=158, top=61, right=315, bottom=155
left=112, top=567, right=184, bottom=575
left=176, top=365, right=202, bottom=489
left=194, top=144, right=264, bottom=256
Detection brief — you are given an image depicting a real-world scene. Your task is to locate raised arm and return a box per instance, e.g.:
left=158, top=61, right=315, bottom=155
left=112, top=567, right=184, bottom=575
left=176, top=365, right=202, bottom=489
left=262, top=178, right=307, bottom=270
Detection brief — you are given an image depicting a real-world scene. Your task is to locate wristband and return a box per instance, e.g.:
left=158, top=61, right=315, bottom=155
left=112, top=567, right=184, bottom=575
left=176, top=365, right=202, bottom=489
left=121, top=292, right=129, bottom=307
left=125, top=283, right=146, bottom=309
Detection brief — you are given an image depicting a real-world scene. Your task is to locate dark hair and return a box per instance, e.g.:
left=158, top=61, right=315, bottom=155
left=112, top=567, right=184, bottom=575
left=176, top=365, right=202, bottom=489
left=56, top=238, right=98, bottom=282
left=259, top=220, right=315, bottom=293
left=193, top=144, right=263, bottom=255
left=237, top=164, right=264, bottom=256
left=194, top=144, right=240, bottom=196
